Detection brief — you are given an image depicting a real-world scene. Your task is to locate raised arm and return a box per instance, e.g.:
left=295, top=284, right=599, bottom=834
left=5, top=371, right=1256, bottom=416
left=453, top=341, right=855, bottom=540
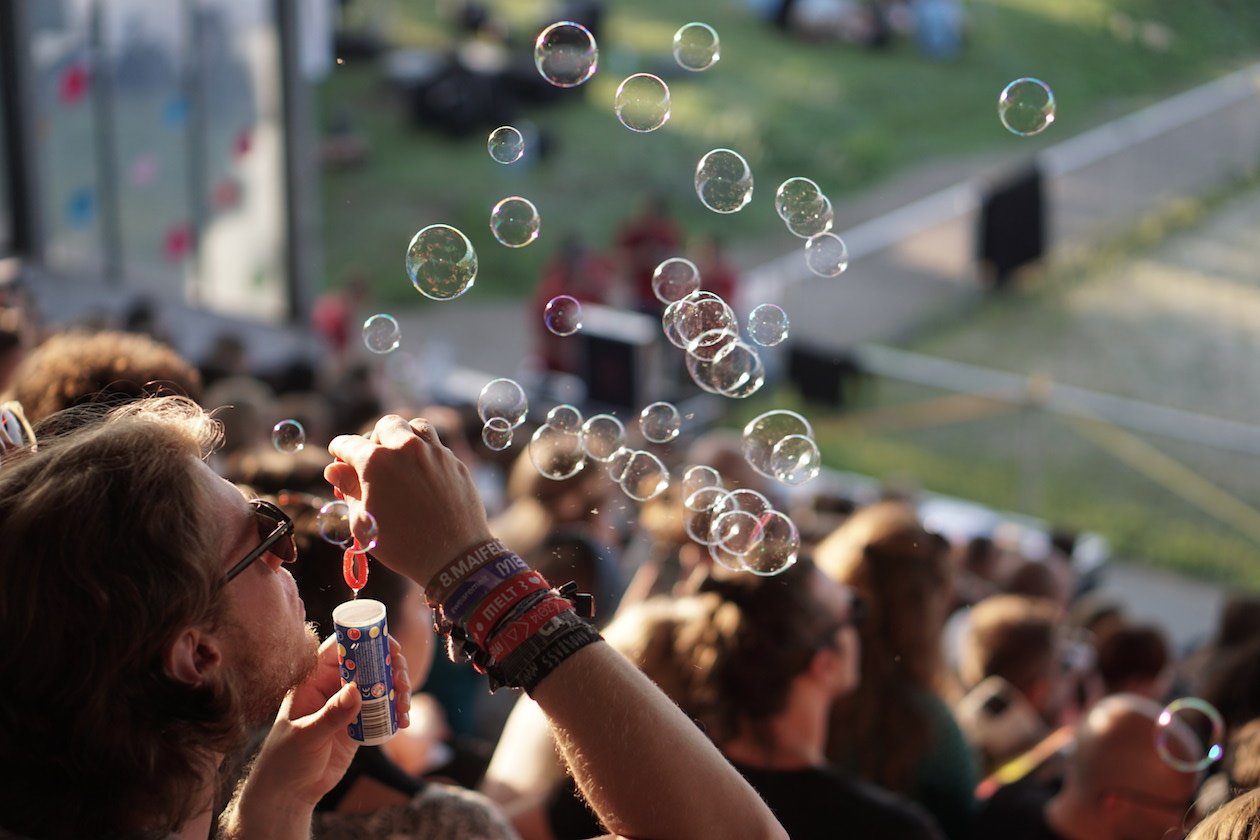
left=327, top=416, right=786, bottom=840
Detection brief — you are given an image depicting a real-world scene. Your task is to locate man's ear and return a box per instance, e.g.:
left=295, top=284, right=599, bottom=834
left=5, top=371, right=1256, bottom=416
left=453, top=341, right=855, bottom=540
left=164, top=627, right=224, bottom=687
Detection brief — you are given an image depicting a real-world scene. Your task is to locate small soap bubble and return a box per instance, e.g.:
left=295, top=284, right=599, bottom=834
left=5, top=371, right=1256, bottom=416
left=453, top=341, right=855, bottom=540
left=1155, top=698, right=1225, bottom=773
left=477, top=378, right=528, bottom=428
left=784, top=194, right=834, bottom=239
left=490, top=196, right=541, bottom=248
left=771, top=434, right=821, bottom=485
left=615, top=73, right=671, bottom=132
left=529, top=424, right=587, bottom=480
left=640, top=401, right=681, bottom=444
left=695, top=149, right=753, bottom=214
left=774, top=177, right=823, bottom=220
left=362, top=313, right=401, bottom=354
left=742, top=511, right=801, bottom=576
left=546, top=404, right=584, bottom=433
left=684, top=486, right=726, bottom=545
left=747, top=304, right=789, bottom=346
left=271, top=419, right=306, bottom=454
left=713, top=510, right=765, bottom=556
left=675, top=293, right=737, bottom=350
left=535, top=21, right=598, bottom=88
left=652, top=257, right=702, bottom=304
left=689, top=340, right=764, bottom=398
left=687, top=327, right=739, bottom=362
left=406, top=224, right=478, bottom=301
left=999, top=77, right=1056, bottom=137
left=488, top=126, right=525, bottom=164
left=619, top=450, right=670, bottom=501
left=317, top=500, right=353, bottom=547
left=712, top=487, right=773, bottom=520
left=673, top=22, right=720, bottom=72
left=804, top=232, right=849, bottom=277
left=544, top=295, right=583, bottom=336
left=682, top=465, right=723, bottom=500
left=606, top=447, right=634, bottom=482
left=482, top=417, right=513, bottom=451
left=581, top=414, right=626, bottom=462
left=743, top=410, right=815, bottom=479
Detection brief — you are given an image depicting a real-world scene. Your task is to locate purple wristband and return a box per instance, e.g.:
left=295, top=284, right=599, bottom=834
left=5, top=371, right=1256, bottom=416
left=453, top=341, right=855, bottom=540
left=444, top=552, right=530, bottom=623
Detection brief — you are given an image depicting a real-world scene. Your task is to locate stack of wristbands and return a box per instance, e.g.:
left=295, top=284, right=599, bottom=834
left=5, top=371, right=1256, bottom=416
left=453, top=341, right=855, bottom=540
left=427, top=538, right=599, bottom=693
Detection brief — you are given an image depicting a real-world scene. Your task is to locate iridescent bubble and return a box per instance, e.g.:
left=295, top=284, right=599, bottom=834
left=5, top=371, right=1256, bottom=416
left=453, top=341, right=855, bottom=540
left=681, top=465, right=723, bottom=500
left=691, top=340, right=765, bottom=398
left=535, top=21, right=598, bottom=88
left=708, top=538, right=746, bottom=572
left=1155, top=698, right=1225, bottom=773
left=477, top=378, right=528, bottom=428
left=317, top=500, right=353, bottom=547
left=805, top=231, right=849, bottom=277
left=652, top=257, right=702, bottom=304
left=271, top=419, right=305, bottom=454
left=771, top=434, right=821, bottom=485
left=639, top=401, right=681, bottom=443
left=544, top=295, right=583, bottom=336
left=488, top=125, right=525, bottom=164
left=713, top=509, right=765, bottom=556
left=742, top=511, right=800, bottom=576
left=712, top=487, right=773, bottom=520
left=747, top=304, right=789, bottom=347
left=481, top=417, right=513, bottom=451
left=673, top=22, right=720, bottom=72
left=684, top=486, right=726, bottom=545
left=546, top=404, right=584, bottom=433
left=581, top=414, right=626, bottom=462
left=743, top=410, right=815, bottom=479
left=687, top=327, right=739, bottom=362
left=999, top=77, right=1056, bottom=137
left=784, top=194, right=834, bottom=239
left=675, top=293, right=737, bottom=349
left=406, top=224, right=478, bottom=301
left=529, top=424, right=587, bottom=480
left=606, top=447, right=634, bottom=482
left=362, top=313, right=401, bottom=354
left=614, top=73, right=671, bottom=133
left=490, top=196, right=540, bottom=248
left=774, top=177, right=823, bottom=220
left=619, top=450, right=670, bottom=501
left=695, top=148, right=753, bottom=214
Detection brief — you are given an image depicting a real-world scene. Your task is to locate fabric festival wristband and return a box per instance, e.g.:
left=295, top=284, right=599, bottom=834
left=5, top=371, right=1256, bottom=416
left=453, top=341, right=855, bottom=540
left=490, top=614, right=602, bottom=694
left=442, top=553, right=530, bottom=624
left=487, top=595, right=574, bottom=663
left=426, top=538, right=510, bottom=605
left=464, top=572, right=552, bottom=647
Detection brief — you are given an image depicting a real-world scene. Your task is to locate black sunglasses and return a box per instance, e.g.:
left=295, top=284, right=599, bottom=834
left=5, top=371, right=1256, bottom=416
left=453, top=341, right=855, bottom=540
left=223, top=500, right=297, bottom=584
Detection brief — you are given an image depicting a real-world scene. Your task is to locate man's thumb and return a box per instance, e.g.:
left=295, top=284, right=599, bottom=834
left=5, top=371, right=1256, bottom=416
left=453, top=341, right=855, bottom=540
left=313, top=681, right=361, bottom=731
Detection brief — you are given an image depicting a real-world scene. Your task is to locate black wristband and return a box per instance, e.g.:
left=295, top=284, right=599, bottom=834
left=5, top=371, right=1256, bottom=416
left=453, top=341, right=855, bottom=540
left=486, top=611, right=602, bottom=693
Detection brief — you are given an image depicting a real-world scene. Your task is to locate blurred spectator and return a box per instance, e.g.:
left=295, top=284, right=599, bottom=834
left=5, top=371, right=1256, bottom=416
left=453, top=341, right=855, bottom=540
left=3, top=329, right=203, bottom=424
left=200, top=332, right=250, bottom=389
left=312, top=273, right=370, bottom=363
left=1096, top=624, right=1173, bottom=700
left=1187, top=788, right=1260, bottom=840
left=616, top=193, right=681, bottom=314
left=815, top=501, right=978, bottom=839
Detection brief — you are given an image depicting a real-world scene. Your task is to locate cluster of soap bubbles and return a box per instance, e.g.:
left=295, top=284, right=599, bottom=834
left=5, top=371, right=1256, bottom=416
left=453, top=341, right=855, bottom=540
left=681, top=466, right=800, bottom=576
left=477, top=378, right=529, bottom=451
left=317, top=499, right=379, bottom=554
left=1154, top=697, right=1225, bottom=773
left=774, top=177, right=849, bottom=278
left=658, top=284, right=766, bottom=399
left=742, top=409, right=821, bottom=486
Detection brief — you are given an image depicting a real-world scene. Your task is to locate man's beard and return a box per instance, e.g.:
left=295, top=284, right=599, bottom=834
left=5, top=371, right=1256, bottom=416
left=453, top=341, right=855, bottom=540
left=227, top=619, right=321, bottom=727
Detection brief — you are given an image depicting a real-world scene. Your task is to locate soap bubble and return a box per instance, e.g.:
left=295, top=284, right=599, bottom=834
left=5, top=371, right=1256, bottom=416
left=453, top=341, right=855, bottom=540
left=271, top=419, right=305, bottom=454
left=606, top=447, right=634, bottom=482
left=673, top=22, right=720, bottom=72
left=743, top=410, right=815, bottom=479
left=614, top=73, right=671, bottom=132
left=771, top=434, right=821, bottom=485
left=684, top=486, right=726, bottom=544
left=546, top=404, right=584, bottom=433
left=652, top=257, right=701, bottom=304
left=687, top=327, right=740, bottom=363
left=688, top=340, right=765, bottom=398
left=529, top=424, right=586, bottom=480
left=747, top=304, right=789, bottom=346
left=713, top=509, right=766, bottom=557
left=406, top=224, right=478, bottom=301
left=681, top=465, right=723, bottom=499
left=362, top=313, right=401, bottom=354
left=695, top=149, right=753, bottom=214
left=640, top=401, right=681, bottom=443
left=712, top=487, right=773, bottom=520
left=544, top=295, right=583, bottom=336
left=999, top=77, right=1056, bottom=137
left=490, top=196, right=540, bottom=248
left=1155, top=698, right=1225, bottom=773
left=741, top=511, right=800, bottom=576
left=488, top=125, right=525, bottom=164
left=535, top=21, right=598, bottom=88
left=619, top=450, right=670, bottom=501
left=581, top=414, right=626, bottom=462
left=675, top=293, right=737, bottom=350
left=477, top=378, right=528, bottom=428
left=481, top=417, right=513, bottom=451
left=784, top=194, right=834, bottom=239
left=804, top=232, right=849, bottom=277
left=775, top=177, right=824, bottom=220
left=318, top=502, right=379, bottom=554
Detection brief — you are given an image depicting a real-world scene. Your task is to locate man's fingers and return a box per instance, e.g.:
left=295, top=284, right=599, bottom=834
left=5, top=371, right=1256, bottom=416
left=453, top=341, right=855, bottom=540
left=408, top=418, right=442, bottom=445
left=324, top=461, right=361, bottom=500
left=328, top=433, right=378, bottom=469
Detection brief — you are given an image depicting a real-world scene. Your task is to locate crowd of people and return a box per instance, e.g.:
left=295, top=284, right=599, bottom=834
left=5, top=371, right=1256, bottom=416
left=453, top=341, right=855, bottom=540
left=1, top=279, right=1259, bottom=840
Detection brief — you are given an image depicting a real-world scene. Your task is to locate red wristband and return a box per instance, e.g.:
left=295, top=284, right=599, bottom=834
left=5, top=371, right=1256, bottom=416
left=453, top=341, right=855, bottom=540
left=487, top=596, right=575, bottom=663
left=465, top=571, right=551, bottom=648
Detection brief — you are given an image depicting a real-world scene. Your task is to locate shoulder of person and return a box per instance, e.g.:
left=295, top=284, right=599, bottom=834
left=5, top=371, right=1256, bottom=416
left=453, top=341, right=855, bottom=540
left=314, top=782, right=519, bottom=840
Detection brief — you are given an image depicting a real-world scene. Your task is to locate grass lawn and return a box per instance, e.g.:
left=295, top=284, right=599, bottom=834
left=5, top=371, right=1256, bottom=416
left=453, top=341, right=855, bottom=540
left=319, top=0, right=1260, bottom=305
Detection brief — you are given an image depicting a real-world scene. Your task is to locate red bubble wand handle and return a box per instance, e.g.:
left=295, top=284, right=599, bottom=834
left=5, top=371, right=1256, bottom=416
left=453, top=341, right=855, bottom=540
left=343, top=539, right=369, bottom=592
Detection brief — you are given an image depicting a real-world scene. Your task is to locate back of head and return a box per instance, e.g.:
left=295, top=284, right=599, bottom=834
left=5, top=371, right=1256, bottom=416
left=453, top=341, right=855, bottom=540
left=1189, top=789, right=1260, bottom=840
left=961, top=594, right=1062, bottom=697
left=0, top=397, right=238, bottom=838
left=1096, top=624, right=1171, bottom=698
left=1219, top=598, right=1260, bottom=650
left=5, top=329, right=203, bottom=424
